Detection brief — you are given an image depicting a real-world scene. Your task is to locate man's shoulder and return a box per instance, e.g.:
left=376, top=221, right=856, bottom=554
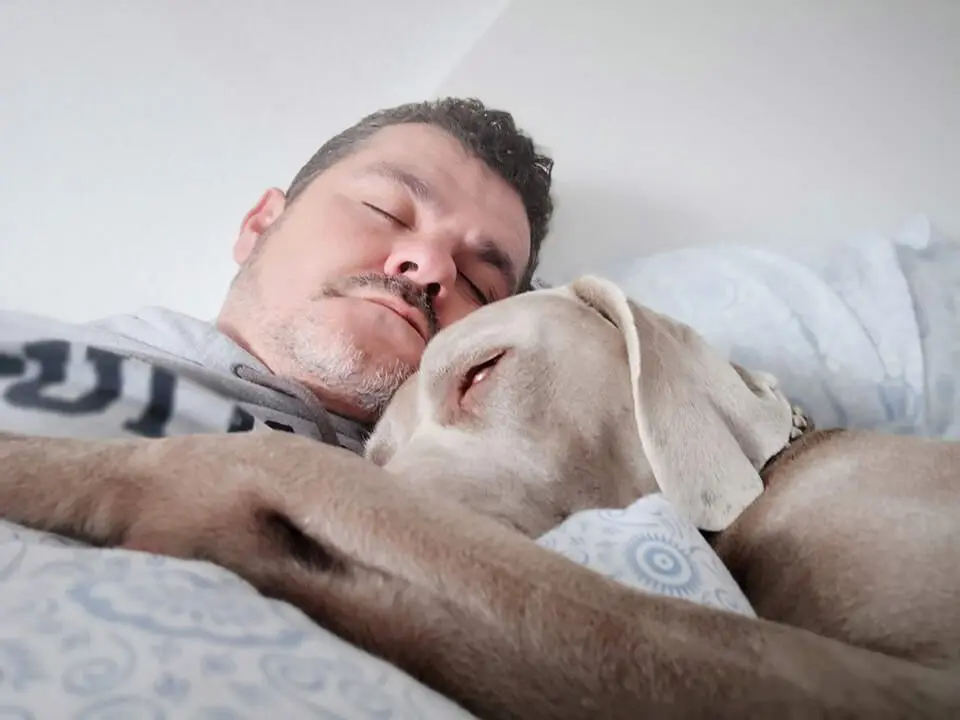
left=0, top=306, right=265, bottom=440
left=87, top=306, right=213, bottom=360
left=0, top=307, right=116, bottom=346
left=0, top=306, right=369, bottom=453
left=0, top=306, right=199, bottom=363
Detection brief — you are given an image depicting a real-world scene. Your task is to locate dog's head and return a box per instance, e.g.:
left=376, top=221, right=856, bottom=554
left=366, top=276, right=795, bottom=535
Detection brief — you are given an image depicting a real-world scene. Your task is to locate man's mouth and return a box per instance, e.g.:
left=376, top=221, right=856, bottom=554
left=365, top=296, right=430, bottom=342
left=317, top=274, right=437, bottom=341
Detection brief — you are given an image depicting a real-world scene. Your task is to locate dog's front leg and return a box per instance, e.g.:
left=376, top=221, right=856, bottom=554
left=233, top=469, right=960, bottom=720
left=4, top=433, right=956, bottom=720
left=0, top=433, right=152, bottom=545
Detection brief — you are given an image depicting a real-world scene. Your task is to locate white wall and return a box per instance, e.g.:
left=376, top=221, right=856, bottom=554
left=437, top=0, right=960, bottom=283
left=5, top=1, right=958, bottom=321
left=0, top=1, right=509, bottom=321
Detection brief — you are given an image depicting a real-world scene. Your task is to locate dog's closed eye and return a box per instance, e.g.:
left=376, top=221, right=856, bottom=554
left=460, top=350, right=505, bottom=398
left=458, top=350, right=507, bottom=412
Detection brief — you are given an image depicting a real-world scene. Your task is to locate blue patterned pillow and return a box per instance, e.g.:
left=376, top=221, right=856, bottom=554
left=538, top=493, right=755, bottom=617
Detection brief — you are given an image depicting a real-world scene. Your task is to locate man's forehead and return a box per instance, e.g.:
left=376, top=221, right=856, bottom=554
left=354, top=123, right=469, bottom=162
left=348, top=125, right=491, bottom=195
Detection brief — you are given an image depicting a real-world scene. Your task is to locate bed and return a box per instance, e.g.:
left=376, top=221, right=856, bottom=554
left=0, top=215, right=957, bottom=719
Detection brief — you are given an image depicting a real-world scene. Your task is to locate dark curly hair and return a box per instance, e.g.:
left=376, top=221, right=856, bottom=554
left=286, top=98, right=554, bottom=291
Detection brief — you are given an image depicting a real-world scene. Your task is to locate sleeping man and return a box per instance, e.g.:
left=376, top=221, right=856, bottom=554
left=0, top=97, right=552, bottom=455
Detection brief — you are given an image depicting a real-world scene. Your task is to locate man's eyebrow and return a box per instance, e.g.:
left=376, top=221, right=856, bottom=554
left=363, top=162, right=437, bottom=206
left=476, top=237, right=519, bottom=293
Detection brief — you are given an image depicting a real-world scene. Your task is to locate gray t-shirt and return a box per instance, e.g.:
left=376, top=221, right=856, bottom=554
left=0, top=306, right=369, bottom=453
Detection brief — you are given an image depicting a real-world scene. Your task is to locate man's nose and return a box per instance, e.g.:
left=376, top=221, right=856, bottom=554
left=383, top=239, right=457, bottom=301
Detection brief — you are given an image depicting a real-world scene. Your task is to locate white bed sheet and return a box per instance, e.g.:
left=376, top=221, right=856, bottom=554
left=0, top=491, right=751, bottom=719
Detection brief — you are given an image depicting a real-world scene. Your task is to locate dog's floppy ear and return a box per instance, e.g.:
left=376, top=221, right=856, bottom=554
left=568, top=275, right=794, bottom=531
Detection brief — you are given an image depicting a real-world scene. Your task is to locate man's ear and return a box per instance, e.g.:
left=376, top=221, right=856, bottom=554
left=233, top=187, right=287, bottom=264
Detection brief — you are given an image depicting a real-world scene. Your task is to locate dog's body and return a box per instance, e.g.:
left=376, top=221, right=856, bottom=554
left=719, top=428, right=960, bottom=669
left=1, top=276, right=959, bottom=718
left=365, top=279, right=960, bottom=676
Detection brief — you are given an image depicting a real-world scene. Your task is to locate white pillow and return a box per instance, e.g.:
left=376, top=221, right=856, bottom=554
left=606, top=215, right=959, bottom=437
left=537, top=493, right=755, bottom=617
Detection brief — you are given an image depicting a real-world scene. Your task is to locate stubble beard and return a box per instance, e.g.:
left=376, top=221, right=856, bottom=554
left=285, top=322, right=414, bottom=418
left=231, top=225, right=435, bottom=419
left=287, top=272, right=436, bottom=417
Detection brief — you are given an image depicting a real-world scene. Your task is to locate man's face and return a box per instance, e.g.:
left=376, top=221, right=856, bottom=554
left=221, top=123, right=532, bottom=421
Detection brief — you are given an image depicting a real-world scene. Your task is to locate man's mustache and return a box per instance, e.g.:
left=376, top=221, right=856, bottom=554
left=316, top=273, right=439, bottom=339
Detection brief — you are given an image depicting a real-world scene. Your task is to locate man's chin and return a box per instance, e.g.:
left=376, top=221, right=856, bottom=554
left=284, top=309, right=421, bottom=417
left=327, top=366, right=413, bottom=421
left=332, top=348, right=416, bottom=410
left=359, top=332, right=424, bottom=371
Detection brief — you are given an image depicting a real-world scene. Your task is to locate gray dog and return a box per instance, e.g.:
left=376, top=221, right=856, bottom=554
left=1, top=275, right=959, bottom=719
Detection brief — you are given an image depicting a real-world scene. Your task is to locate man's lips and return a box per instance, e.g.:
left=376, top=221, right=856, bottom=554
left=364, top=296, right=429, bottom=342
